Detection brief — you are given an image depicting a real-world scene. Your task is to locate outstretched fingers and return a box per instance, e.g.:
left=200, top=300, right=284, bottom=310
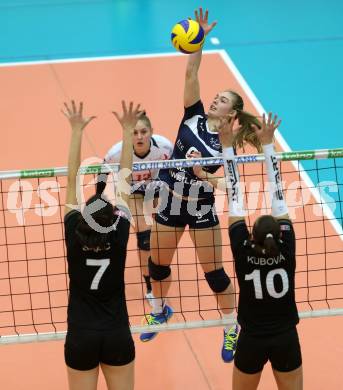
left=112, top=100, right=144, bottom=130
left=199, top=7, right=204, bottom=21
left=121, top=100, right=127, bottom=116
left=63, top=102, right=72, bottom=116
left=62, top=100, right=96, bottom=130
left=194, top=7, right=217, bottom=33
left=128, top=101, right=133, bottom=115
left=85, top=115, right=97, bottom=126
left=228, top=114, right=236, bottom=131
left=273, top=114, right=282, bottom=129
left=71, top=100, right=77, bottom=114
left=112, top=111, right=119, bottom=122
left=255, top=112, right=282, bottom=145
left=262, top=112, right=281, bottom=130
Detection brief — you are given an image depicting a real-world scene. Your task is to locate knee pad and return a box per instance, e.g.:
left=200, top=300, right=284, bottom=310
left=205, top=268, right=230, bottom=293
left=148, top=257, right=171, bottom=281
left=136, top=229, right=151, bottom=251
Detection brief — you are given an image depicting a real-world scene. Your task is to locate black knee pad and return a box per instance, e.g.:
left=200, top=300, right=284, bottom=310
left=136, top=230, right=151, bottom=251
left=148, top=257, right=171, bottom=281
left=205, top=268, right=231, bottom=293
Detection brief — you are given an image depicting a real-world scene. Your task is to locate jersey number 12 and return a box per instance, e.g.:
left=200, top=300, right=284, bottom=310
left=245, top=268, right=289, bottom=299
left=86, top=259, right=110, bottom=290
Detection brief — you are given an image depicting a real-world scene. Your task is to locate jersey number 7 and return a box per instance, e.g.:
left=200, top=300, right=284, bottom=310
left=86, top=259, right=110, bottom=290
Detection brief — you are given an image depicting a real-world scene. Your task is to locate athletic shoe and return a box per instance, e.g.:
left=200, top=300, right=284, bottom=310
left=222, top=325, right=239, bottom=363
left=140, top=305, right=173, bottom=342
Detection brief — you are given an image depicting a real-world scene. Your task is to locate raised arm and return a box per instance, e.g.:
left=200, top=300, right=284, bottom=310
left=96, top=164, right=108, bottom=195
left=112, top=101, right=142, bottom=210
left=63, top=101, right=96, bottom=216
left=184, top=8, right=217, bottom=108
left=218, top=115, right=246, bottom=226
left=254, top=113, right=288, bottom=220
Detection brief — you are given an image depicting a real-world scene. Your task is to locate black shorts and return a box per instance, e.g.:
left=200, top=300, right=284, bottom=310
left=234, top=327, right=302, bottom=374
left=154, top=190, right=219, bottom=229
left=65, top=327, right=135, bottom=371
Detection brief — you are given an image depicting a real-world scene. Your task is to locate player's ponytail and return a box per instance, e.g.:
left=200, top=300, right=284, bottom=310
left=235, top=110, right=262, bottom=153
left=138, top=111, right=152, bottom=130
left=262, top=234, right=280, bottom=258
left=225, top=90, right=262, bottom=152
left=75, top=194, right=114, bottom=251
left=252, top=215, right=281, bottom=257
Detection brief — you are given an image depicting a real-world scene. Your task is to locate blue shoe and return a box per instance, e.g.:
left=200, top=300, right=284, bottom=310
left=140, top=305, right=173, bottom=342
left=222, top=325, right=239, bottom=363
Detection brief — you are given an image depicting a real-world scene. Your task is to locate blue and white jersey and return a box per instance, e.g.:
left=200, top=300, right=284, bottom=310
left=158, top=100, right=221, bottom=199
left=105, top=135, right=173, bottom=194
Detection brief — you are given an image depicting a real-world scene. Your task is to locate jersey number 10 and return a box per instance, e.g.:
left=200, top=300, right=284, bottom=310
left=245, top=268, right=289, bottom=299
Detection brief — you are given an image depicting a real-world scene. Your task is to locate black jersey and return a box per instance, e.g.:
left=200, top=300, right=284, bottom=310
left=64, top=207, right=130, bottom=330
left=229, top=219, right=299, bottom=336
left=158, top=100, right=221, bottom=199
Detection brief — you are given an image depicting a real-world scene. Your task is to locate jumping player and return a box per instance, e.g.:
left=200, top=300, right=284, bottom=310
left=140, top=7, right=262, bottom=363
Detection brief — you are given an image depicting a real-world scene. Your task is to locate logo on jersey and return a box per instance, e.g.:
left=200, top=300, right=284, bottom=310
left=82, top=243, right=111, bottom=252
left=209, top=137, right=221, bottom=150
left=114, top=208, right=131, bottom=222
left=176, top=139, right=185, bottom=151
left=157, top=212, right=169, bottom=222
left=195, top=218, right=209, bottom=224
left=198, top=119, right=206, bottom=132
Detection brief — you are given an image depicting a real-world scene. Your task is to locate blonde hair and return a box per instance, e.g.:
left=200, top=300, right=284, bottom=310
left=226, top=91, right=262, bottom=152
left=138, top=111, right=152, bottom=130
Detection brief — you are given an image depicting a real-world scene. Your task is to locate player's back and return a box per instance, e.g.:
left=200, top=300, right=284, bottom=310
left=64, top=209, right=130, bottom=330
left=229, top=219, right=299, bottom=336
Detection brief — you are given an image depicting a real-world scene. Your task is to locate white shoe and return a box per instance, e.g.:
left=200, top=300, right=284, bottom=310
left=145, top=292, right=155, bottom=307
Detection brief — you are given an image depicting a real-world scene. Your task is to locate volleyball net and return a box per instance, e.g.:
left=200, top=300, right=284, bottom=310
left=0, top=148, right=343, bottom=344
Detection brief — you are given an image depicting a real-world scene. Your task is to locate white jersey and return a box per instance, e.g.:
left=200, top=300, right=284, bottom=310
left=105, top=134, right=173, bottom=194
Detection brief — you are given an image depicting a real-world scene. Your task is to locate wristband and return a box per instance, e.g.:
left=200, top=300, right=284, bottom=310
left=263, top=143, right=288, bottom=217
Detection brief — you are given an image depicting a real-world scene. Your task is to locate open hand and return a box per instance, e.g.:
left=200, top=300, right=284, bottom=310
left=187, top=150, right=204, bottom=178
left=194, top=7, right=217, bottom=36
left=62, top=100, right=96, bottom=131
left=112, top=101, right=143, bottom=135
left=254, top=112, right=281, bottom=145
left=217, top=115, right=236, bottom=148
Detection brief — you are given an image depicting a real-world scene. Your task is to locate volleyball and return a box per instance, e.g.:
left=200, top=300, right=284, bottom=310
left=171, top=19, right=205, bottom=54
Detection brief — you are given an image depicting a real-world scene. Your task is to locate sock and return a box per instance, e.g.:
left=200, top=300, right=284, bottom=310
left=143, top=274, right=152, bottom=294
left=151, top=298, right=165, bottom=315
left=222, top=313, right=237, bottom=332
